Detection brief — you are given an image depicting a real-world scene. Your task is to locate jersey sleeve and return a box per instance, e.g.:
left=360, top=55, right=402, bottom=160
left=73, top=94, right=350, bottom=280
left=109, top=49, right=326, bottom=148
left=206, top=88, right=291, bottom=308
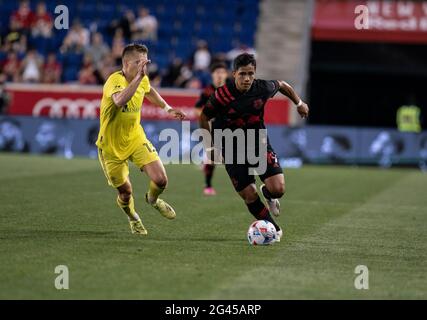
left=263, top=80, right=280, bottom=98
left=202, top=92, right=222, bottom=120
left=141, top=75, right=151, bottom=93
left=103, top=73, right=126, bottom=98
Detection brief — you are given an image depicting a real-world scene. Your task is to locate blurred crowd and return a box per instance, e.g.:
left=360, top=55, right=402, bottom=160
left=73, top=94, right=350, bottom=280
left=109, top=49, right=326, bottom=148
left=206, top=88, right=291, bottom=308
left=1, top=1, right=59, bottom=83
left=0, top=0, right=256, bottom=89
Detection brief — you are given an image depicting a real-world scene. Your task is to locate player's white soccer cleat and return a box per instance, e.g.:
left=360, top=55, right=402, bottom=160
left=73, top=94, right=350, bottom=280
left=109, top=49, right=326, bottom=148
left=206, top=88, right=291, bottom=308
left=275, top=229, right=283, bottom=242
left=146, top=193, right=176, bottom=220
left=260, top=184, right=281, bottom=217
left=129, top=218, right=148, bottom=235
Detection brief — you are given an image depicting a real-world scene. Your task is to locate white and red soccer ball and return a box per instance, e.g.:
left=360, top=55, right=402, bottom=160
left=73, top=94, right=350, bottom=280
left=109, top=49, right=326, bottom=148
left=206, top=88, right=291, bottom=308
left=247, top=220, right=278, bottom=245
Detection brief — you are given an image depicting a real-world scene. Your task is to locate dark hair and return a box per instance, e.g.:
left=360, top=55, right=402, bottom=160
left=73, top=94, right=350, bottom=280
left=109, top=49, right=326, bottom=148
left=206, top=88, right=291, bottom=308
left=210, top=62, right=228, bottom=73
left=233, top=53, right=256, bottom=71
left=122, top=43, right=149, bottom=60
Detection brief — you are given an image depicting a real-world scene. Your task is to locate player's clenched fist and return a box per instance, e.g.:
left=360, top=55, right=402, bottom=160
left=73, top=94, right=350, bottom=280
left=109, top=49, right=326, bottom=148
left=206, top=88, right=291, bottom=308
left=297, top=101, right=309, bottom=119
left=168, top=108, right=186, bottom=120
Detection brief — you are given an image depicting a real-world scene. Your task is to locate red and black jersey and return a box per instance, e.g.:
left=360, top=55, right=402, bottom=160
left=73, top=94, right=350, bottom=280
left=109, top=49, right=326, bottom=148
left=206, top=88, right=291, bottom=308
left=202, top=79, right=280, bottom=131
left=194, top=84, right=216, bottom=109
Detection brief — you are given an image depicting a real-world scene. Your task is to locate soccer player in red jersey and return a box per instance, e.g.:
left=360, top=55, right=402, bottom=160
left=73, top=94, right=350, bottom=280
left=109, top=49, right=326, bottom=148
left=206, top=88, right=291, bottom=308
left=199, top=53, right=309, bottom=241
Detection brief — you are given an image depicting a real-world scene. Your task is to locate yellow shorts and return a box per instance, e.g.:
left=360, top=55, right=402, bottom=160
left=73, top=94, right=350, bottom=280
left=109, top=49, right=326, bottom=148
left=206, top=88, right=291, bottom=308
left=98, top=140, right=160, bottom=188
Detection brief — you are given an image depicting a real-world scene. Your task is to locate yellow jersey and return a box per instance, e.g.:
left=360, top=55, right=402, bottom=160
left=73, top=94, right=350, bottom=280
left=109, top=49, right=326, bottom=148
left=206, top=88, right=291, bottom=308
left=96, top=71, right=151, bottom=160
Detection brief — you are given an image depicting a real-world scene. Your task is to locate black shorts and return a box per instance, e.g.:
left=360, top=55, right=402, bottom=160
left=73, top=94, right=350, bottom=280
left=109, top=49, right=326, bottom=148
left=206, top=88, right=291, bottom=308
left=225, top=147, right=283, bottom=192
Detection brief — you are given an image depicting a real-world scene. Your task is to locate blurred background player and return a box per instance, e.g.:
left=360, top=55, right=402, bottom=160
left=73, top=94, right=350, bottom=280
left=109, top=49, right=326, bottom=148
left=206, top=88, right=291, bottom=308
left=194, top=62, right=228, bottom=196
left=96, top=43, right=186, bottom=235
left=0, top=74, right=10, bottom=114
left=200, top=53, right=309, bottom=242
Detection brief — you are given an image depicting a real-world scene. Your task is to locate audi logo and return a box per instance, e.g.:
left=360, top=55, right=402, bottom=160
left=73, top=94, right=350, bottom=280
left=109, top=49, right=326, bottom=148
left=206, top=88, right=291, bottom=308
left=32, top=98, right=101, bottom=119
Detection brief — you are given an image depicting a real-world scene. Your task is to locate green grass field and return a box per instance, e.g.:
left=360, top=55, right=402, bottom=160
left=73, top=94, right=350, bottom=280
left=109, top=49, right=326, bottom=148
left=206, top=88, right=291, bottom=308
left=0, top=153, right=426, bottom=299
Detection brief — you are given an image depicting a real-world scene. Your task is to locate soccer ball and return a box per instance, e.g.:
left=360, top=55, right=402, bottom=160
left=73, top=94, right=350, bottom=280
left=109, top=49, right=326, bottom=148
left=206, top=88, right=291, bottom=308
left=247, top=220, right=277, bottom=245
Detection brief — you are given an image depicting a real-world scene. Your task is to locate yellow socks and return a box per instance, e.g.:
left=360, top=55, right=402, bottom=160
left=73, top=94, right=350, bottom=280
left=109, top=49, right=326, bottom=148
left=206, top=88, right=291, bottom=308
left=117, top=195, right=139, bottom=221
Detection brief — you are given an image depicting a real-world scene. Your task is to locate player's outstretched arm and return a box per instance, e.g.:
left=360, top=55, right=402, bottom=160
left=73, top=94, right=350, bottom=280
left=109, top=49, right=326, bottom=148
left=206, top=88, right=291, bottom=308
left=277, top=80, right=309, bottom=119
left=145, top=87, right=186, bottom=120
left=112, top=60, right=149, bottom=107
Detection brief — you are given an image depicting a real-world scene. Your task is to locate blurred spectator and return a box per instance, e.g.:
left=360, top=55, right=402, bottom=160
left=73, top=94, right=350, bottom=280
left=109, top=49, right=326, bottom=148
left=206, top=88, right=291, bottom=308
left=31, top=1, right=53, bottom=39
left=84, top=32, right=110, bottom=69
left=3, top=19, right=27, bottom=54
left=148, top=63, right=162, bottom=87
left=96, top=54, right=118, bottom=83
left=193, top=40, right=211, bottom=71
left=132, top=7, right=158, bottom=41
left=42, top=52, right=62, bottom=83
left=161, top=57, right=193, bottom=88
left=2, top=51, right=21, bottom=82
left=226, top=43, right=256, bottom=62
left=0, top=73, right=11, bottom=114
left=61, top=20, right=90, bottom=53
left=111, top=29, right=126, bottom=66
left=10, top=0, right=34, bottom=33
left=109, top=9, right=135, bottom=41
left=16, top=34, right=28, bottom=56
left=161, top=58, right=182, bottom=87
left=21, top=48, right=43, bottom=82
left=185, top=77, right=202, bottom=89
left=211, top=52, right=228, bottom=67
left=78, top=54, right=97, bottom=85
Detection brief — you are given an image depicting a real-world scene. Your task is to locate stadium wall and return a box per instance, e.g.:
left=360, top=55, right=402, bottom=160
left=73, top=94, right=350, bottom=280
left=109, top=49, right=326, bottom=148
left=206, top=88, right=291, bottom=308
left=1, top=115, right=426, bottom=168
left=4, top=83, right=290, bottom=125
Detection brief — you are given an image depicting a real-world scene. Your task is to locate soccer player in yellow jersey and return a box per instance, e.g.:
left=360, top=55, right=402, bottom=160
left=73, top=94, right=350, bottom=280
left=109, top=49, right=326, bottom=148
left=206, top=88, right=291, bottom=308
left=96, top=44, right=186, bottom=235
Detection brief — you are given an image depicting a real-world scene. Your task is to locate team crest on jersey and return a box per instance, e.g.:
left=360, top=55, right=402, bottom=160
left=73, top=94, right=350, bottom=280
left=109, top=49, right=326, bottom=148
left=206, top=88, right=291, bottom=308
left=253, top=98, right=264, bottom=109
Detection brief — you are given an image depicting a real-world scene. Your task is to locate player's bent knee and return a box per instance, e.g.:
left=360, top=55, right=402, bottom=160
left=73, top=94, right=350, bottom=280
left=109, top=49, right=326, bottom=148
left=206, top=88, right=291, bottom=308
left=117, top=182, right=133, bottom=202
left=153, top=175, right=168, bottom=189
left=119, top=191, right=132, bottom=203
left=240, top=185, right=258, bottom=204
left=271, top=183, right=285, bottom=198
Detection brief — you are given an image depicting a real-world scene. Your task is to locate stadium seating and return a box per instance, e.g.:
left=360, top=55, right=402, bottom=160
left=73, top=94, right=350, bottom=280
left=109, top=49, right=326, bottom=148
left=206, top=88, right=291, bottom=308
left=0, top=0, right=260, bottom=83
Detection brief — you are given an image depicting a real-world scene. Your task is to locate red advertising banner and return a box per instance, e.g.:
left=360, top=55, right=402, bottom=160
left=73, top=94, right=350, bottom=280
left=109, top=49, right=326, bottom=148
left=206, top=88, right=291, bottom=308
left=313, top=0, right=427, bottom=43
left=5, top=84, right=290, bottom=125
